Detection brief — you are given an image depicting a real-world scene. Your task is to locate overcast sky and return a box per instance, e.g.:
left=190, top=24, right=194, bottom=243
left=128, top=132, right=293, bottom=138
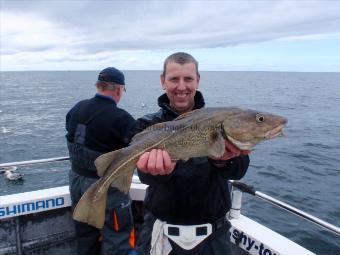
left=1, top=0, right=340, bottom=72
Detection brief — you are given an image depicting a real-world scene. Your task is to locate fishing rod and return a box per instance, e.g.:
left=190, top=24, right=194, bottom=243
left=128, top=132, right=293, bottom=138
left=230, top=180, right=340, bottom=236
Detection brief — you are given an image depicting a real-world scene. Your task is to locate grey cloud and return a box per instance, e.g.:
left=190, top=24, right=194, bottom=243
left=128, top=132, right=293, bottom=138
left=1, top=45, right=54, bottom=55
left=1, top=1, right=340, bottom=56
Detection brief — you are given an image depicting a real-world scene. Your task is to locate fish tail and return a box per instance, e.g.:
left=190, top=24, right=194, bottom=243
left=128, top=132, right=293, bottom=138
left=72, top=180, right=108, bottom=229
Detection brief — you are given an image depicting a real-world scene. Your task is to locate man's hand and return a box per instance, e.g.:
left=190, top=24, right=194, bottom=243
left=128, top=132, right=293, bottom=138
left=137, top=149, right=176, bottom=175
left=211, top=139, right=251, bottom=161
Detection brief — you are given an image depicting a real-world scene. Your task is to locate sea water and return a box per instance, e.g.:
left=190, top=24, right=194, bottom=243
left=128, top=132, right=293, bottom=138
left=0, top=71, right=339, bottom=253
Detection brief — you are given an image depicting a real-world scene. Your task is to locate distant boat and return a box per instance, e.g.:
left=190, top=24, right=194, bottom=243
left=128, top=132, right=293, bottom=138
left=1, top=127, right=10, bottom=133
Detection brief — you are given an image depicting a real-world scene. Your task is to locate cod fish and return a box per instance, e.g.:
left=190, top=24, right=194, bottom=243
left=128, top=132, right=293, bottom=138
left=73, top=107, right=287, bottom=228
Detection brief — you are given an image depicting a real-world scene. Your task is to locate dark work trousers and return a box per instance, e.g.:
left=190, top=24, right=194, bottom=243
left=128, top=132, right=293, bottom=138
left=136, top=211, right=232, bottom=255
left=69, top=170, right=135, bottom=255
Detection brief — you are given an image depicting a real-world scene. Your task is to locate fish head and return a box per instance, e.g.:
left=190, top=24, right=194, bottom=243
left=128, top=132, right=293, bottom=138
left=222, top=109, right=288, bottom=150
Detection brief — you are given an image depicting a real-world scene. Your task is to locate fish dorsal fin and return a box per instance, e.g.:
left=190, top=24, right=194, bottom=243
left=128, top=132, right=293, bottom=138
left=131, top=122, right=166, bottom=144
left=174, top=110, right=195, bottom=120
left=208, top=131, right=225, bottom=158
left=95, top=149, right=123, bottom=177
left=131, top=111, right=197, bottom=144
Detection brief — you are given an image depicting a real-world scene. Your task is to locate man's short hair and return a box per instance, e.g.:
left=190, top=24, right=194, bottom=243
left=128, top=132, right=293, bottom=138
left=95, top=81, right=120, bottom=91
left=162, top=52, right=199, bottom=76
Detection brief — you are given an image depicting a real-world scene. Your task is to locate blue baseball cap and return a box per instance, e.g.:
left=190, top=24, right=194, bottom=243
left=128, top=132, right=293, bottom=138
left=98, top=67, right=125, bottom=85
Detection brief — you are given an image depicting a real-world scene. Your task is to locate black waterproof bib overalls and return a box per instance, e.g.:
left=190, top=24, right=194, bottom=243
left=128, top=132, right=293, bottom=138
left=66, top=96, right=135, bottom=255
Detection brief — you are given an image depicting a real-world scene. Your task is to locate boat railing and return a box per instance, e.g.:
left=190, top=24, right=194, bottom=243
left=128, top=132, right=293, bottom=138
left=1, top=157, right=339, bottom=237
left=230, top=180, right=340, bottom=236
left=0, top=157, right=70, bottom=168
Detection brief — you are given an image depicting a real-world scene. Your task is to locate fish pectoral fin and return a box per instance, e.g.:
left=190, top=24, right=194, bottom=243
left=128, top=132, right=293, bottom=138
left=208, top=131, right=225, bottom=158
left=95, top=149, right=123, bottom=177
left=110, top=170, right=134, bottom=194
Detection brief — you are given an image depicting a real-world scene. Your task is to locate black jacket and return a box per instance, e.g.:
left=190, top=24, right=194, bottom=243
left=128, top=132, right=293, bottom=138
left=66, top=94, right=135, bottom=178
left=133, top=91, right=249, bottom=225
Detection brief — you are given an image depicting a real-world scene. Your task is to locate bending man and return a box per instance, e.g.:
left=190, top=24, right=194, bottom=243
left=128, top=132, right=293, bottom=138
left=66, top=67, right=136, bottom=255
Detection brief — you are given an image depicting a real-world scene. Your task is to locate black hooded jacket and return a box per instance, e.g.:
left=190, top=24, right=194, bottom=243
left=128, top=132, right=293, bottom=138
left=132, top=91, right=249, bottom=225
left=66, top=94, right=135, bottom=178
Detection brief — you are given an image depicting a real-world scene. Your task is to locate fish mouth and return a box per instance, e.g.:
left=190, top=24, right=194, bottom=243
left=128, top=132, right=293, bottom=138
left=264, top=124, right=285, bottom=139
left=226, top=135, right=254, bottom=151
left=226, top=123, right=286, bottom=151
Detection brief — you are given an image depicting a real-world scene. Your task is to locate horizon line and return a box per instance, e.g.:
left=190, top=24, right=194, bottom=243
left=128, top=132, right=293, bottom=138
left=1, top=69, right=339, bottom=74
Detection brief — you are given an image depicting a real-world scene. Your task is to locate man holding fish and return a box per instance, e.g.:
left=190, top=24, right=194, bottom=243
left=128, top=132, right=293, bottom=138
left=73, top=52, right=287, bottom=255
left=134, top=52, right=250, bottom=254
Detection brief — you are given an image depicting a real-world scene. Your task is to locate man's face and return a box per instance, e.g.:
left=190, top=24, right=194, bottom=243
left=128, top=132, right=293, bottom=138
left=161, top=61, right=200, bottom=113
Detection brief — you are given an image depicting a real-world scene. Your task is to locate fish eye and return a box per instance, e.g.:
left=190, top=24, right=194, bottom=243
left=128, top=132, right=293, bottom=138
left=256, top=114, right=265, bottom=123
